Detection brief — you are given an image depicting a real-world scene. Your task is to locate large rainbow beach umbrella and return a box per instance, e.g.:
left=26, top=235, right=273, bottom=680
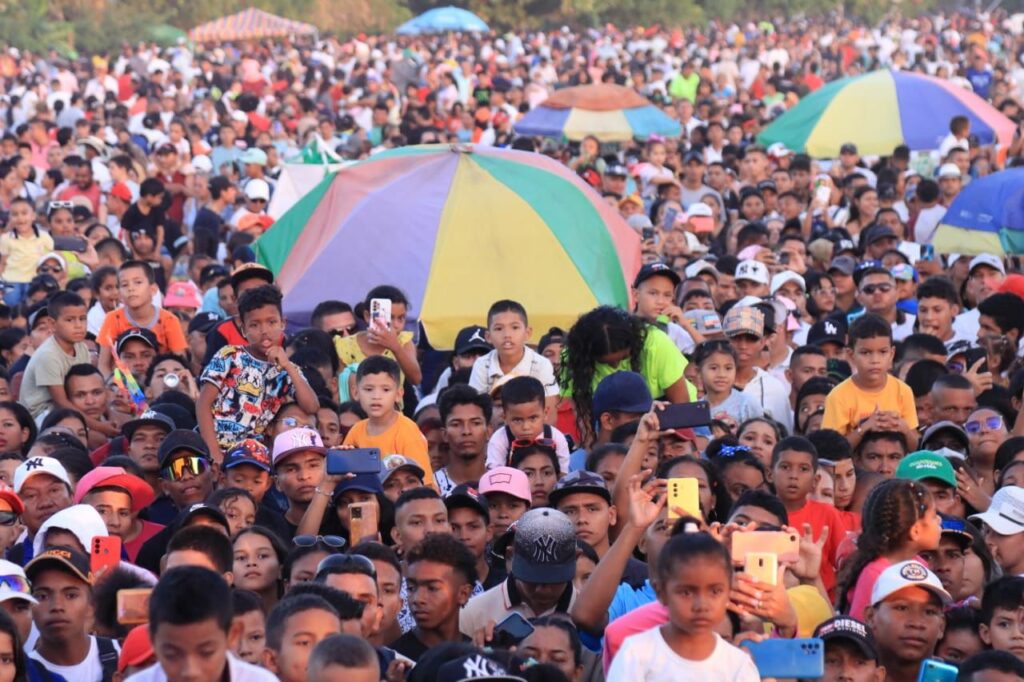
left=254, top=144, right=641, bottom=348
left=934, top=167, right=1024, bottom=255
left=758, top=70, right=1015, bottom=158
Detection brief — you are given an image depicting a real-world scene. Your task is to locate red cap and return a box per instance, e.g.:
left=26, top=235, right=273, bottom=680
left=998, top=274, right=1024, bottom=301
left=118, top=625, right=153, bottom=673
left=74, top=466, right=155, bottom=513
left=0, top=483, right=23, bottom=515
left=108, top=182, right=132, bottom=203
left=667, top=428, right=698, bottom=443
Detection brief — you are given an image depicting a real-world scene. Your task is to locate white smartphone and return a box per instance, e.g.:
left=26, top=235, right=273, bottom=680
left=370, top=298, right=391, bottom=329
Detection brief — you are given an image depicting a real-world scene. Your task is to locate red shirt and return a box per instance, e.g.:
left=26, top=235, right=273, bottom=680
left=124, top=520, right=164, bottom=562
left=788, top=500, right=847, bottom=596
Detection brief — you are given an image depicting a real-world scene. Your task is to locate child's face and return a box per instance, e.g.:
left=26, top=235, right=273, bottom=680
left=223, top=465, right=272, bottom=503
left=635, top=276, right=676, bottom=319
left=266, top=608, right=341, bottom=682
left=505, top=400, right=545, bottom=441
left=152, top=618, right=231, bottom=682
left=485, top=492, right=529, bottom=537
left=487, top=311, right=530, bottom=356
left=867, top=588, right=945, bottom=664
left=850, top=336, right=894, bottom=382
left=356, top=371, right=401, bottom=419
left=833, top=459, right=857, bottom=510
left=771, top=449, right=816, bottom=505
left=130, top=231, right=156, bottom=257
left=935, top=627, right=984, bottom=665
left=118, top=267, right=154, bottom=309
left=981, top=607, right=1024, bottom=659
left=233, top=532, right=280, bottom=594
left=241, top=304, right=285, bottom=358
left=700, top=350, right=736, bottom=397
left=54, top=305, right=87, bottom=345
left=519, top=453, right=559, bottom=508
left=219, top=494, right=257, bottom=537
left=231, top=610, right=265, bottom=666
left=406, top=559, right=468, bottom=630
left=8, top=203, right=33, bottom=232
left=656, top=554, right=730, bottom=635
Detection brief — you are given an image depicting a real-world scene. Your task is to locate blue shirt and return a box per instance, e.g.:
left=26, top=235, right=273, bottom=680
left=580, top=579, right=657, bottom=652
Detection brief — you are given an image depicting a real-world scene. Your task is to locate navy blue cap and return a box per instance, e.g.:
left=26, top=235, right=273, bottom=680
left=592, top=371, right=653, bottom=420
left=333, top=473, right=383, bottom=500
left=633, top=262, right=681, bottom=289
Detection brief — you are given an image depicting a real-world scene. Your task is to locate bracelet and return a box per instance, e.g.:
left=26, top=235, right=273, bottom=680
left=313, top=487, right=332, bottom=497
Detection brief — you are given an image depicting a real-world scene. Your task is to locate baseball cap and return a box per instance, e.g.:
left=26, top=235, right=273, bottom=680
left=445, top=483, right=489, bottom=520
left=891, top=263, right=918, bottom=283
left=0, top=560, right=36, bottom=605
left=512, top=508, right=577, bottom=584
left=937, top=163, right=961, bottom=179
left=479, top=467, right=531, bottom=505
left=548, top=470, right=611, bottom=507
left=770, top=271, right=805, bottom=295
left=592, top=371, right=653, bottom=418
left=683, top=150, right=705, bottom=164
left=684, top=202, right=714, bottom=232
left=108, top=182, right=132, bottom=203
left=334, top=473, right=383, bottom=497
left=437, top=653, right=526, bottom=682
left=223, top=439, right=272, bottom=473
left=156, top=143, right=177, bottom=156
left=122, top=409, right=175, bottom=441
left=683, top=309, right=723, bottom=336
left=199, top=263, right=230, bottom=286
left=735, top=259, right=769, bottom=286
left=939, top=514, right=973, bottom=549
left=190, top=155, right=213, bottom=174
left=971, top=486, right=1024, bottom=535
left=36, top=252, right=65, bottom=271
left=808, top=318, right=847, bottom=347
left=870, top=560, right=951, bottom=606
left=118, top=625, right=153, bottom=674
left=454, top=326, right=492, bottom=356
left=175, top=503, right=230, bottom=534
left=840, top=143, right=858, bottom=155
left=230, top=262, right=274, bottom=289
left=828, top=256, right=857, bottom=277
left=685, top=259, right=718, bottom=281
left=157, top=430, right=210, bottom=469
left=241, top=148, right=268, bottom=166
left=767, top=142, right=791, bottom=158
left=969, top=254, right=1006, bottom=276
left=115, top=327, right=158, bottom=354
left=605, top=163, right=628, bottom=177
left=920, top=420, right=970, bottom=453
left=13, top=457, right=71, bottom=495
left=866, top=225, right=898, bottom=245
left=188, top=311, right=222, bottom=335
left=0, top=483, right=22, bottom=516
left=164, top=280, right=202, bottom=309
left=813, top=616, right=877, bottom=661
left=271, top=428, right=327, bottom=467
left=894, top=451, right=956, bottom=487
left=25, top=546, right=92, bottom=585
left=244, top=178, right=270, bottom=201
left=73, top=466, right=155, bottom=512
left=150, top=402, right=196, bottom=432
left=633, top=262, right=681, bottom=289
left=379, top=454, right=425, bottom=485
left=723, top=306, right=765, bottom=338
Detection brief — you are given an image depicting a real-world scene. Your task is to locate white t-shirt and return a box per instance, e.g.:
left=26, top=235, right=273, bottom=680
left=30, top=636, right=120, bottom=682
left=741, top=367, right=793, bottom=434
left=608, top=628, right=759, bottom=682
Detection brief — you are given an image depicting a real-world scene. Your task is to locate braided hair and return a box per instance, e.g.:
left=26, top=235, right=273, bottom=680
left=835, top=478, right=933, bottom=613
left=560, top=306, right=647, bottom=446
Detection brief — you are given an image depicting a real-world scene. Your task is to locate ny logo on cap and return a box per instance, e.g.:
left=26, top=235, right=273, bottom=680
left=24, top=458, right=44, bottom=471
left=532, top=534, right=558, bottom=562
left=462, top=655, right=503, bottom=678
left=825, top=322, right=837, bottom=335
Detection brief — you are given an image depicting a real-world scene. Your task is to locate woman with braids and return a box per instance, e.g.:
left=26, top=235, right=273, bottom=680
left=559, top=306, right=693, bottom=446
left=835, top=478, right=942, bottom=620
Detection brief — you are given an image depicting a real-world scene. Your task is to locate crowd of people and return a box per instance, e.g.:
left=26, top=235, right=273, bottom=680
left=0, top=6, right=1022, bottom=682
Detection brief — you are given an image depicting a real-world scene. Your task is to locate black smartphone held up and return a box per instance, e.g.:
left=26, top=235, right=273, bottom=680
left=52, top=236, right=88, bottom=252
left=642, top=227, right=655, bottom=241
left=964, top=346, right=988, bottom=375
left=325, top=448, right=382, bottom=476
left=656, top=401, right=711, bottom=430
left=491, top=612, right=535, bottom=648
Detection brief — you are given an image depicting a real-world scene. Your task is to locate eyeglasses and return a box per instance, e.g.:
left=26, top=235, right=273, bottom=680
left=293, top=534, right=346, bottom=549
left=965, top=415, right=1003, bottom=434
left=249, top=198, right=267, bottom=204
left=0, top=512, right=17, bottom=527
left=860, top=283, right=893, bottom=296
left=279, top=416, right=305, bottom=428
left=47, top=201, right=73, bottom=213
left=0, top=575, right=29, bottom=595
left=161, top=456, right=211, bottom=481
left=314, top=553, right=376, bottom=579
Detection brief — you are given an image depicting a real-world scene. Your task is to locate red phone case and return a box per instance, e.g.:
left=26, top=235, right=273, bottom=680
left=91, top=536, right=121, bottom=575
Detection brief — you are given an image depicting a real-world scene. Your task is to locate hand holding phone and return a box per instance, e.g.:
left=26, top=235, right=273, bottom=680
left=667, top=478, right=700, bottom=520
left=326, top=448, right=381, bottom=476
left=370, top=298, right=392, bottom=329
left=91, top=536, right=121, bottom=577
left=491, top=612, right=535, bottom=648
left=349, top=501, right=379, bottom=543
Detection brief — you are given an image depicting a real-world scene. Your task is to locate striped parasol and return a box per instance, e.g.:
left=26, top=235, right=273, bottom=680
left=189, top=8, right=317, bottom=43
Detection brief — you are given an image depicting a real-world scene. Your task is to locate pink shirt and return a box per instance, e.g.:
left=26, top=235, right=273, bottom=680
left=603, top=601, right=669, bottom=673
left=846, top=557, right=893, bottom=621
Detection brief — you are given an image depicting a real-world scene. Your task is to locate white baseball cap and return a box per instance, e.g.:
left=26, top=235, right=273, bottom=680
left=13, top=457, right=71, bottom=495
left=870, top=560, right=952, bottom=606
left=770, top=271, right=806, bottom=295
left=0, top=560, right=36, bottom=605
left=970, top=485, right=1024, bottom=536
left=685, top=259, right=718, bottom=281
left=968, top=254, right=1005, bottom=276
left=937, top=163, right=962, bottom=179
left=190, top=154, right=213, bottom=174
left=244, top=179, right=270, bottom=202
left=735, top=259, right=770, bottom=286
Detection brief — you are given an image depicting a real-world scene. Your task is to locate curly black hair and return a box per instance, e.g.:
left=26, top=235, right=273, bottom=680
left=559, top=306, right=647, bottom=446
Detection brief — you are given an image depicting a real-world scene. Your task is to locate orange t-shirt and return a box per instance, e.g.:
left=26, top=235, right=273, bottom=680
left=97, top=307, right=188, bottom=354
left=343, top=414, right=434, bottom=487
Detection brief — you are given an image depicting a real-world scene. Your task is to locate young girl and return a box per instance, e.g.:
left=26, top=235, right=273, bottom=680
left=708, top=443, right=769, bottom=500
left=694, top=342, right=763, bottom=430
left=512, top=443, right=560, bottom=508
left=836, top=478, right=942, bottom=620
left=637, top=140, right=675, bottom=200
left=0, top=401, right=35, bottom=455
left=232, top=526, right=286, bottom=613
left=210, top=487, right=258, bottom=537
left=335, top=285, right=422, bottom=392
left=736, top=417, right=782, bottom=469
left=608, top=531, right=759, bottom=681
left=0, top=198, right=52, bottom=306
left=87, top=265, right=120, bottom=337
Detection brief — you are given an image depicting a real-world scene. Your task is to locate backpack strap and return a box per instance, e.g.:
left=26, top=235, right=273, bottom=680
left=96, top=636, right=118, bottom=682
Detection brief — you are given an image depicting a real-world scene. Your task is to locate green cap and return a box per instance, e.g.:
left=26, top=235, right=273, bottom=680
left=895, top=450, right=956, bottom=487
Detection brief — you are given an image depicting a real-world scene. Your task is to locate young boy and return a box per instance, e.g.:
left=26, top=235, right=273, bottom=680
left=446, top=483, right=499, bottom=588
left=308, top=634, right=380, bottom=682
left=133, top=566, right=276, bottom=681
left=978, top=577, right=1024, bottom=659
left=262, top=594, right=342, bottom=682
left=916, top=277, right=970, bottom=350
left=222, top=437, right=292, bottom=539
left=97, top=260, right=187, bottom=376
left=198, top=285, right=319, bottom=462
left=770, top=436, right=846, bottom=594
left=0, top=198, right=52, bottom=306
left=815, top=616, right=886, bottom=682
left=478, top=466, right=531, bottom=538
left=485, top=377, right=571, bottom=472
left=343, top=355, right=433, bottom=486
left=469, top=300, right=559, bottom=413
left=20, top=291, right=90, bottom=418
left=633, top=262, right=695, bottom=353
left=821, top=313, right=918, bottom=449
left=390, top=533, right=475, bottom=662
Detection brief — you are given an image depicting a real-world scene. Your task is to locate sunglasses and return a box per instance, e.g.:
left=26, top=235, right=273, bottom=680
left=965, top=416, right=1003, bottom=434
left=860, top=283, right=893, bottom=296
left=249, top=197, right=267, bottom=204
left=0, top=575, right=29, bottom=595
left=293, top=534, right=346, bottom=549
left=328, top=326, right=357, bottom=338
left=511, top=437, right=557, bottom=451
left=0, top=512, right=17, bottom=526
left=37, top=266, right=62, bottom=275
left=162, top=456, right=211, bottom=481
left=315, top=553, right=376, bottom=578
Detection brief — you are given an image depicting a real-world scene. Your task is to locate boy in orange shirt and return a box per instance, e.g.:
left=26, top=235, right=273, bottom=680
left=343, top=355, right=434, bottom=487
left=97, top=260, right=187, bottom=376
left=822, top=313, right=918, bottom=449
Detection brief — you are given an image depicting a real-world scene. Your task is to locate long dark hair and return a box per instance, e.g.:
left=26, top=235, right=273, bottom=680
left=0, top=607, right=27, bottom=681
left=560, top=306, right=647, bottom=446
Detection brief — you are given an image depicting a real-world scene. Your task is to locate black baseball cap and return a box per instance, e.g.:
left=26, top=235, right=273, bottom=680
left=187, top=311, right=222, bottom=335
left=814, top=616, right=878, bottom=661
left=807, top=318, right=847, bottom=347
left=445, top=483, right=489, bottom=521
left=840, top=143, right=858, bottom=155
left=26, top=546, right=92, bottom=585
left=199, top=264, right=229, bottom=287
left=229, top=262, right=274, bottom=290
left=454, top=326, right=492, bottom=356
left=633, top=262, right=681, bottom=289
left=157, top=429, right=210, bottom=469
left=122, top=409, right=175, bottom=441
left=174, top=503, right=230, bottom=534
left=115, top=327, right=158, bottom=354
left=548, top=470, right=611, bottom=507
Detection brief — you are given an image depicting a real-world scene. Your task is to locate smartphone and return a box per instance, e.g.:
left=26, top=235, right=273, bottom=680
left=91, top=536, right=121, bottom=575
left=116, top=588, right=152, bottom=625
left=778, top=251, right=790, bottom=266
left=642, top=227, right=655, bottom=241
left=815, top=183, right=831, bottom=205
left=656, top=401, right=711, bottom=430
left=326, top=448, right=381, bottom=476
left=917, top=658, right=959, bottom=682
left=964, top=346, right=988, bottom=374
left=667, top=478, right=700, bottom=520
left=744, top=552, right=778, bottom=585
left=731, top=530, right=800, bottom=564
left=370, top=298, right=391, bottom=328
left=921, top=244, right=935, bottom=262
left=491, top=612, right=535, bottom=648
left=349, top=501, right=379, bottom=543
left=662, top=207, right=678, bottom=229
left=52, top=236, right=88, bottom=252
left=745, top=638, right=824, bottom=678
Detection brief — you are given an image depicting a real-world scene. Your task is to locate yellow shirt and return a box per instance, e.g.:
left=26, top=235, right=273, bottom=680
left=343, top=414, right=434, bottom=487
left=0, top=231, right=54, bottom=283
left=821, top=374, right=918, bottom=435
